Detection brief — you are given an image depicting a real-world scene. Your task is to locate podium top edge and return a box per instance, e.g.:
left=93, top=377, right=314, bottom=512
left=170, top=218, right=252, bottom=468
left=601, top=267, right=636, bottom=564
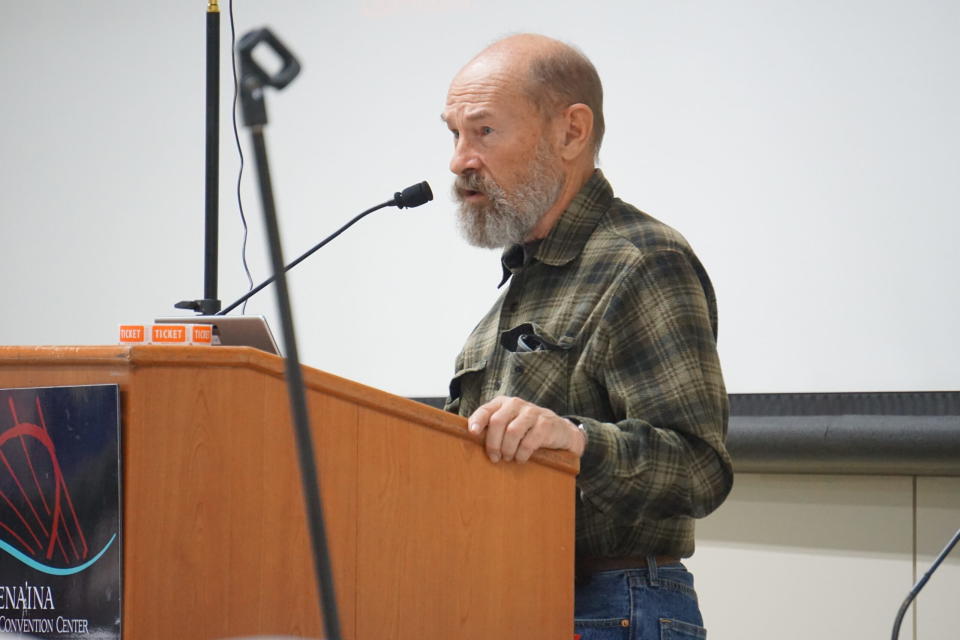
left=0, top=345, right=579, bottom=476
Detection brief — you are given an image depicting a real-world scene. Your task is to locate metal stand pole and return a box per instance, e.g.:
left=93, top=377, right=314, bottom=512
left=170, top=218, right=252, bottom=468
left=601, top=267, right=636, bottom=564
left=202, top=1, right=221, bottom=314
left=175, top=1, right=222, bottom=314
left=238, top=28, right=341, bottom=640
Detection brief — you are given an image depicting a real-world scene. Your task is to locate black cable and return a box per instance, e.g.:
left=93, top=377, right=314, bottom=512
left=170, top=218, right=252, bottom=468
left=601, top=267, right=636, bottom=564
left=228, top=0, right=254, bottom=313
left=217, top=199, right=392, bottom=315
left=891, top=527, right=960, bottom=640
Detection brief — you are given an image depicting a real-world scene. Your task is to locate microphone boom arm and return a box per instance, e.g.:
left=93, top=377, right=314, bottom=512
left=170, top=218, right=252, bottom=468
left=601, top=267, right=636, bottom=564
left=218, top=179, right=431, bottom=315
left=218, top=199, right=392, bottom=315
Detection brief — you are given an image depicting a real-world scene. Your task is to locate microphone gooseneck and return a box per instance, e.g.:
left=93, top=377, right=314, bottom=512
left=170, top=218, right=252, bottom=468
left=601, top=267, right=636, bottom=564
left=217, top=182, right=433, bottom=315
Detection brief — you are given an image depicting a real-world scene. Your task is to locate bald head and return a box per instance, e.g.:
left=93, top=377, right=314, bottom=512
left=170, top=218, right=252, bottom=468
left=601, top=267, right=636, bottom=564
left=443, top=34, right=603, bottom=247
left=458, top=34, right=605, bottom=158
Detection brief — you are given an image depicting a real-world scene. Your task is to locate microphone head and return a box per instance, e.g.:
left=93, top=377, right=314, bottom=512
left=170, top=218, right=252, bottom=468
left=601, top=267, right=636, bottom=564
left=394, top=181, right=433, bottom=209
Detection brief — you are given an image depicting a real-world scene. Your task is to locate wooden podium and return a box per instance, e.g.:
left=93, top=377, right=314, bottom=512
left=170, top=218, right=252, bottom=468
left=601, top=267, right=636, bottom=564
left=0, top=346, right=577, bottom=639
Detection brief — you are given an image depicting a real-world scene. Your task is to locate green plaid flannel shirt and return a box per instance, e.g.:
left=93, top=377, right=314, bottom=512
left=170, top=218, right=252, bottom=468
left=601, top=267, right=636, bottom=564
left=445, top=170, right=733, bottom=559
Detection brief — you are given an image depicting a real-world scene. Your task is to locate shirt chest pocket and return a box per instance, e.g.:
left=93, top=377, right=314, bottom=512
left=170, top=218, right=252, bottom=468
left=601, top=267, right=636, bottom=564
left=501, top=332, right=573, bottom=415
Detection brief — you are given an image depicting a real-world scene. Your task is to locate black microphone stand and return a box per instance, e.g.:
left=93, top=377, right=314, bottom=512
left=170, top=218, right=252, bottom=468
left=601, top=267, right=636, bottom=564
left=237, top=28, right=342, bottom=640
left=175, top=1, right=222, bottom=315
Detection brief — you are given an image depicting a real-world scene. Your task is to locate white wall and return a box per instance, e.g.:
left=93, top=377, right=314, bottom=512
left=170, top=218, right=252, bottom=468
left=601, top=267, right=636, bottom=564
left=1, top=1, right=957, bottom=397
left=688, top=474, right=960, bottom=640
left=916, top=477, right=960, bottom=639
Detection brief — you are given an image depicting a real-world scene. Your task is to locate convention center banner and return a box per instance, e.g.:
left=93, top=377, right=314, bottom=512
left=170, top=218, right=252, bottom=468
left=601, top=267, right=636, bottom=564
left=0, top=385, right=121, bottom=639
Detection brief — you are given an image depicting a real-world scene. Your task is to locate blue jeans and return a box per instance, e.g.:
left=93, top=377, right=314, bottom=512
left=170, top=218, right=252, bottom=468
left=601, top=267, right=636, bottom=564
left=574, top=559, right=707, bottom=640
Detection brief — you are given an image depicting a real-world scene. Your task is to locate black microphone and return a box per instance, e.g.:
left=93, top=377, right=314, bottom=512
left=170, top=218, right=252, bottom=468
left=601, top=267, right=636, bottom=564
left=216, top=182, right=433, bottom=315
left=393, top=181, right=433, bottom=209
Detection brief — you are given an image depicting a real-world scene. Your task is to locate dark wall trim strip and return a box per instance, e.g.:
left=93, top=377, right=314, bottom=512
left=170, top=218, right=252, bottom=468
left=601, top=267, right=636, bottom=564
left=411, top=392, right=960, bottom=477
left=729, top=391, right=960, bottom=417
left=412, top=397, right=446, bottom=410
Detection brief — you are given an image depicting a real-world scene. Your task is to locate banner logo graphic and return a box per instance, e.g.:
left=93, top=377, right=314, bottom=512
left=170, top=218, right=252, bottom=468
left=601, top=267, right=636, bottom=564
left=0, top=397, right=116, bottom=576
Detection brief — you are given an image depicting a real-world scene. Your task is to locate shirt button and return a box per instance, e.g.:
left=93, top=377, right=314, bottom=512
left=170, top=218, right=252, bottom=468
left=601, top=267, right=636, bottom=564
left=513, top=366, right=524, bottom=374
left=494, top=380, right=502, bottom=388
left=620, top=620, right=630, bottom=628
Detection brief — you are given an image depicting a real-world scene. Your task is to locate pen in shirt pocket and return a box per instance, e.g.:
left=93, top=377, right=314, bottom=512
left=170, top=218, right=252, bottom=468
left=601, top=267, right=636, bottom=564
left=516, top=333, right=546, bottom=352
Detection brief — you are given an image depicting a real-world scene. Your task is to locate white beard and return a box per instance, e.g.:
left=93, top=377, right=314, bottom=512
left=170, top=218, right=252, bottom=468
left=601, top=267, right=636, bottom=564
left=454, top=141, right=564, bottom=249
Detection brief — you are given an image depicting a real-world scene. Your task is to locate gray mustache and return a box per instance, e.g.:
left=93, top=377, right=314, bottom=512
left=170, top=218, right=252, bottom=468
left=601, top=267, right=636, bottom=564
left=454, top=173, right=491, bottom=196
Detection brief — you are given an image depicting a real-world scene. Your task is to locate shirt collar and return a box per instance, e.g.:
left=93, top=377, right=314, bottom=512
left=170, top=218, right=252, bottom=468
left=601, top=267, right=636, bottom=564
left=498, top=241, right=541, bottom=287
left=497, top=170, right=613, bottom=286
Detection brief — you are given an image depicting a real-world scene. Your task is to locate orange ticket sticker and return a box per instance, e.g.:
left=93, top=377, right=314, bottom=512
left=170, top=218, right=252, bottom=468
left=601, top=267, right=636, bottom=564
left=118, top=325, right=146, bottom=344
left=191, top=324, right=213, bottom=345
left=151, top=325, right=188, bottom=344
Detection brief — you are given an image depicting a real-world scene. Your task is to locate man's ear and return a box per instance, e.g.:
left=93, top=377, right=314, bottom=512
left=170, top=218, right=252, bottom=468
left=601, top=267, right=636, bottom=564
left=558, top=103, right=594, bottom=161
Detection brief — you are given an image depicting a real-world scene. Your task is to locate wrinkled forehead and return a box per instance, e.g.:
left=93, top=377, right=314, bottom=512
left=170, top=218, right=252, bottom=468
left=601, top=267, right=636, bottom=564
left=442, top=56, right=535, bottom=121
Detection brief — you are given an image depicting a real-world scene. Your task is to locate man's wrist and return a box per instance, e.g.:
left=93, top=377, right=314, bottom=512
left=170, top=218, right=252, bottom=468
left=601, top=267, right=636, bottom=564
left=567, top=418, right=587, bottom=457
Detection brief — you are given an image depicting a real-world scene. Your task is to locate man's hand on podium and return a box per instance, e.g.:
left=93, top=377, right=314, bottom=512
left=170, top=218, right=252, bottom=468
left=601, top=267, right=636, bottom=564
left=467, top=395, right=587, bottom=463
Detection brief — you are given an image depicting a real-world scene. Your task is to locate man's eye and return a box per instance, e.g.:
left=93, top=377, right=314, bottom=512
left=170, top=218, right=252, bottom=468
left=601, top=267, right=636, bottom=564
left=481, top=126, right=494, bottom=135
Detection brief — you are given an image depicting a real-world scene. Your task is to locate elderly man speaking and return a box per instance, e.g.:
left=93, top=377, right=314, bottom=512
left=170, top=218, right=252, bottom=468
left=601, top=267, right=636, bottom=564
left=441, top=34, right=733, bottom=639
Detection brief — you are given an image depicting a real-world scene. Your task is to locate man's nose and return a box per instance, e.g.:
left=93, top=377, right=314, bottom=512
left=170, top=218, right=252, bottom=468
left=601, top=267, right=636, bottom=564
left=450, top=138, right=481, bottom=175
